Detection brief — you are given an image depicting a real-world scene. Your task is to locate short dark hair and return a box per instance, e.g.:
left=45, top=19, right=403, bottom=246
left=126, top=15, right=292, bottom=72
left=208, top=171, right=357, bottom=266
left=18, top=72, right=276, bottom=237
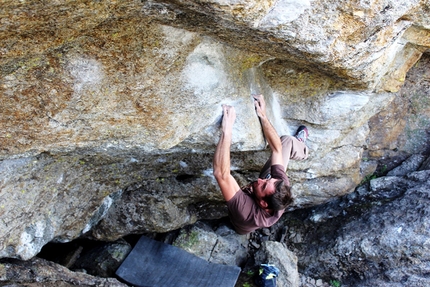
left=264, top=180, right=293, bottom=211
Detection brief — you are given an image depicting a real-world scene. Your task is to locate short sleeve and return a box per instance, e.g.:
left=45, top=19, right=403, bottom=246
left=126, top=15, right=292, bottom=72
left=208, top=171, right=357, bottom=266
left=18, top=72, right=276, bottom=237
left=271, top=164, right=290, bottom=186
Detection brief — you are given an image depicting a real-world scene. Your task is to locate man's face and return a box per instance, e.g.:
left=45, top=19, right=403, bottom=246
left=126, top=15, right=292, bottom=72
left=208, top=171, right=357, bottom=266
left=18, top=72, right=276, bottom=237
left=252, top=178, right=278, bottom=204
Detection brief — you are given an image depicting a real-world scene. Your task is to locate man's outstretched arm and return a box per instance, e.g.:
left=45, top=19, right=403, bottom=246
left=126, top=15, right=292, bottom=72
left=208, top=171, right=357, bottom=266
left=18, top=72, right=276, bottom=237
left=253, top=95, right=283, bottom=166
left=213, top=105, right=240, bottom=202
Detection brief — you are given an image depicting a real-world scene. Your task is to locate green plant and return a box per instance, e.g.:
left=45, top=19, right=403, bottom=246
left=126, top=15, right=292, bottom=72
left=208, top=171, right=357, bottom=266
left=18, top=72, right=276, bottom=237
left=360, top=163, right=388, bottom=186
left=330, top=279, right=341, bottom=287
left=360, top=173, right=377, bottom=185
left=242, top=283, right=252, bottom=287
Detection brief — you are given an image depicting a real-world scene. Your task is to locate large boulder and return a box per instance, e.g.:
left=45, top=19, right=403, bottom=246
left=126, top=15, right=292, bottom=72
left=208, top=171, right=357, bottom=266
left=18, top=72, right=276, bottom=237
left=0, top=0, right=429, bottom=260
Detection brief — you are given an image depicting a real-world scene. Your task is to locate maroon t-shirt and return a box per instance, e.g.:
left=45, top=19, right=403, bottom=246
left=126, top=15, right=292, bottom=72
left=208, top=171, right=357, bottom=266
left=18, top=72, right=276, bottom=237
left=226, top=164, right=289, bottom=234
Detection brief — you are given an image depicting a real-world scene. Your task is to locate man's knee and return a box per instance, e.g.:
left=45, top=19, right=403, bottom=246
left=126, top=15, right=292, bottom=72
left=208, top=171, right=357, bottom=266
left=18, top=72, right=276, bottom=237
left=281, top=135, right=308, bottom=160
left=280, top=135, right=294, bottom=147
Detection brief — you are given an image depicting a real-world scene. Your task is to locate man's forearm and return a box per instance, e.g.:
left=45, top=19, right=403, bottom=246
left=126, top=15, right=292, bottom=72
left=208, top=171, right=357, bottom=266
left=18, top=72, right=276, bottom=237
left=253, top=95, right=282, bottom=154
left=260, top=116, right=282, bottom=153
left=214, top=104, right=236, bottom=179
left=213, top=104, right=240, bottom=201
left=213, top=130, right=232, bottom=179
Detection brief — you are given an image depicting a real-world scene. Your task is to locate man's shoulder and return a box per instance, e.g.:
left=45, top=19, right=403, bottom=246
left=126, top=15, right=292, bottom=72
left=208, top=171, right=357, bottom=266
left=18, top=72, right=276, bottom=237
left=271, top=164, right=290, bottom=185
left=226, top=189, right=251, bottom=204
left=271, top=164, right=286, bottom=177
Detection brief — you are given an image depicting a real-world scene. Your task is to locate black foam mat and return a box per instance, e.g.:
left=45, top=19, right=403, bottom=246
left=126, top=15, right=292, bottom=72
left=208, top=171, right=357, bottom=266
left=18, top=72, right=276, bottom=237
left=116, top=235, right=241, bottom=287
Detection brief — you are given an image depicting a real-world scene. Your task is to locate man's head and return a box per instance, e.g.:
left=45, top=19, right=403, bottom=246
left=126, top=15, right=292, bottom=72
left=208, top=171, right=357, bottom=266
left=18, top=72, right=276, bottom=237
left=251, top=178, right=293, bottom=211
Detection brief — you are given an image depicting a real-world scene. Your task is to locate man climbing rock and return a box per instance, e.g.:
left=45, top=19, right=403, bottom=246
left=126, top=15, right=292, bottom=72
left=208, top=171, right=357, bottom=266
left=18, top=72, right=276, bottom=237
left=213, top=94, right=309, bottom=234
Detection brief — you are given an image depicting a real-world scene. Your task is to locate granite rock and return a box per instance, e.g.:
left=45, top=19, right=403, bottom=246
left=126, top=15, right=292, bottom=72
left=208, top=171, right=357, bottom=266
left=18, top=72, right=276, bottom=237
left=1, top=0, right=430, bottom=261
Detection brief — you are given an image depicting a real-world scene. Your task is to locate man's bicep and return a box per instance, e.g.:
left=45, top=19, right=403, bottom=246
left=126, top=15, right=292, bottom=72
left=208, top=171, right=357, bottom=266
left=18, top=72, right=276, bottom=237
left=216, top=175, right=240, bottom=202
left=270, top=150, right=283, bottom=166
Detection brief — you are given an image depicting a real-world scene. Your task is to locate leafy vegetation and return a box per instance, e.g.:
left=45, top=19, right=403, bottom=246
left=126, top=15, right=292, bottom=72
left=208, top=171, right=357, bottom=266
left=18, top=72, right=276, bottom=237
left=360, top=164, right=387, bottom=186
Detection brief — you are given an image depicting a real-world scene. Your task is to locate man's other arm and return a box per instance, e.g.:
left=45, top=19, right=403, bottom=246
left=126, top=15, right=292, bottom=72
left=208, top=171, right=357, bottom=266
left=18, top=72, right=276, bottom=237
left=213, top=105, right=240, bottom=202
left=253, top=95, right=283, bottom=166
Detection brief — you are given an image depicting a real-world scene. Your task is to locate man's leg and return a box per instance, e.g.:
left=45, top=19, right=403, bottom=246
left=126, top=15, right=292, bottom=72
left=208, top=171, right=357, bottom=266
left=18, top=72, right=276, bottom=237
left=259, top=135, right=309, bottom=178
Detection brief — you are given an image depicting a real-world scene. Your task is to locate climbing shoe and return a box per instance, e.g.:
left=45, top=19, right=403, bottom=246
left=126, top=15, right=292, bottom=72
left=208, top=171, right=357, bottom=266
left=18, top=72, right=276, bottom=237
left=294, top=125, right=308, bottom=143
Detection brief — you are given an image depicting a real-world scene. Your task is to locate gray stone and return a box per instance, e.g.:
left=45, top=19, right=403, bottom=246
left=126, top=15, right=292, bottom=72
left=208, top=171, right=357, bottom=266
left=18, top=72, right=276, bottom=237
left=406, top=170, right=430, bottom=182
left=212, top=225, right=249, bottom=266
left=72, top=239, right=132, bottom=278
left=173, top=222, right=219, bottom=262
left=420, top=157, right=430, bottom=170
left=0, top=257, right=127, bottom=286
left=387, top=154, right=427, bottom=176
left=286, top=155, right=430, bottom=286
left=369, top=176, right=411, bottom=199
left=172, top=221, right=249, bottom=266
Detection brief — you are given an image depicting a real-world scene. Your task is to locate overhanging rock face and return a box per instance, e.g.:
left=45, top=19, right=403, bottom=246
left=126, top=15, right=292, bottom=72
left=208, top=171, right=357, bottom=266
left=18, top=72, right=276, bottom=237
left=142, top=0, right=430, bottom=90
left=1, top=0, right=429, bottom=260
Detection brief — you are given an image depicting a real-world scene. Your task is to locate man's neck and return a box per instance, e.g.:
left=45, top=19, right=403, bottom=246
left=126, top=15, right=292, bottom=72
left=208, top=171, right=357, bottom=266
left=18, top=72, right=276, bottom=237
left=264, top=208, right=274, bottom=215
left=242, top=184, right=274, bottom=215
left=242, top=184, right=253, bottom=195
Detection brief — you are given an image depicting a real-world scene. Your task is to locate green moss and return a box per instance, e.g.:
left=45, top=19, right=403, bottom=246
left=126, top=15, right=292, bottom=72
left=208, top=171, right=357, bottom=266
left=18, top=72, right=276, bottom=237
left=26, top=57, right=42, bottom=69
left=240, top=55, right=264, bottom=71
left=173, top=230, right=199, bottom=250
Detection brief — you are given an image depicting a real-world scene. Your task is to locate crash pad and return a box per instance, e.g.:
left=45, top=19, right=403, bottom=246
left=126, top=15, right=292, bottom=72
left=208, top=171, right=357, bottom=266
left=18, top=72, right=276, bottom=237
left=116, top=235, right=241, bottom=287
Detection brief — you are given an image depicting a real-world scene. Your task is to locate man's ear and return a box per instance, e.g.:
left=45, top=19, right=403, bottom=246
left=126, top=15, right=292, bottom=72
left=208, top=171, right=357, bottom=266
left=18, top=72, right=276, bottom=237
left=258, top=199, right=268, bottom=209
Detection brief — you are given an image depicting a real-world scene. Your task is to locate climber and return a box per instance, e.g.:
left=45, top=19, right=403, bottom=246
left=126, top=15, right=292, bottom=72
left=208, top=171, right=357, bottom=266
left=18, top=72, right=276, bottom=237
left=213, top=94, right=309, bottom=234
